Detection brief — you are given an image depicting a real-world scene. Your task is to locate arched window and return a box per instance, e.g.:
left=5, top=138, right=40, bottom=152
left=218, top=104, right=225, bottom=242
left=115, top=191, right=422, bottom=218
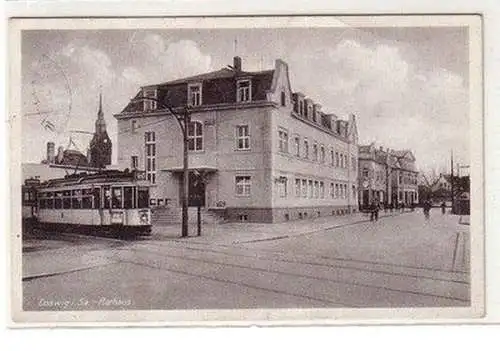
left=188, top=121, right=203, bottom=151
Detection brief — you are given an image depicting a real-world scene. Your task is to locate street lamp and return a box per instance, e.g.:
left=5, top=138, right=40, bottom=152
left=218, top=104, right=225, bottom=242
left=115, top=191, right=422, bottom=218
left=131, top=96, right=190, bottom=238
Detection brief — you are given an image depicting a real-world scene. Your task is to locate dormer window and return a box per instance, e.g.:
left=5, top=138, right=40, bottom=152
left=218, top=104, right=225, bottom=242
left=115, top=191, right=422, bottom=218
left=143, top=87, right=157, bottom=111
left=299, top=100, right=304, bottom=116
left=188, top=83, right=202, bottom=106
left=237, top=79, right=251, bottom=102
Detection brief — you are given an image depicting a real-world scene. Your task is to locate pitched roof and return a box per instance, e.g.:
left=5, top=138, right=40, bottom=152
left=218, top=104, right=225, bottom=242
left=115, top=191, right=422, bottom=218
left=121, top=67, right=275, bottom=113
left=153, top=68, right=274, bottom=86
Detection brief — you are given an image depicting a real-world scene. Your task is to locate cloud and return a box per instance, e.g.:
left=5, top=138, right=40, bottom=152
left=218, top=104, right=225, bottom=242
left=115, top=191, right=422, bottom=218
left=128, top=35, right=213, bottom=84
left=22, top=35, right=214, bottom=164
left=289, top=39, right=469, bottom=172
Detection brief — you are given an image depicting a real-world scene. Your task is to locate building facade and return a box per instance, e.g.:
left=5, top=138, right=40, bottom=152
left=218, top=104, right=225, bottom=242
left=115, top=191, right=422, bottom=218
left=358, top=144, right=419, bottom=208
left=114, top=56, right=359, bottom=222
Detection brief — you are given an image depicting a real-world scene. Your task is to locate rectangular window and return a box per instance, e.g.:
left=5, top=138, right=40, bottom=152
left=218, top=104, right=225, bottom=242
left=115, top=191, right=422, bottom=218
left=235, top=176, right=251, bottom=196
left=340, top=153, right=344, bottom=168
left=62, top=190, right=71, bottom=209
left=281, top=91, right=286, bottom=106
left=278, top=128, right=288, bottom=153
left=236, top=125, right=250, bottom=150
left=188, top=83, right=202, bottom=106
left=335, top=152, right=339, bottom=167
left=314, top=181, right=319, bottom=198
left=330, top=183, right=334, bottom=198
left=299, top=100, right=304, bottom=116
left=308, top=180, right=313, bottom=198
left=112, top=187, right=123, bottom=209
left=352, top=156, right=356, bottom=171
left=131, top=120, right=138, bottom=133
left=54, top=191, right=63, bottom=209
left=46, top=192, right=54, bottom=209
left=302, top=179, right=307, bottom=197
left=237, top=80, right=251, bottom=102
left=145, top=132, right=156, bottom=184
left=313, top=144, right=318, bottom=161
left=82, top=189, right=93, bottom=209
left=131, top=156, right=138, bottom=169
left=137, top=187, right=149, bottom=208
left=278, top=179, right=287, bottom=198
left=331, top=150, right=335, bottom=166
left=295, top=179, right=301, bottom=197
left=335, top=184, right=339, bottom=198
left=320, top=146, right=325, bottom=163
left=320, top=181, right=325, bottom=199
left=188, top=122, right=203, bottom=151
left=72, top=189, right=82, bottom=209
left=304, top=140, right=309, bottom=159
left=294, top=136, right=300, bottom=157
left=124, top=186, right=134, bottom=209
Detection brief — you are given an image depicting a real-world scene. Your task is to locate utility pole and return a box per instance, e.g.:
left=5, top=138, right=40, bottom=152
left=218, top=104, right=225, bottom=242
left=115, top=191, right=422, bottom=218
left=451, top=150, right=455, bottom=214
left=132, top=96, right=190, bottom=238
left=181, top=108, right=190, bottom=238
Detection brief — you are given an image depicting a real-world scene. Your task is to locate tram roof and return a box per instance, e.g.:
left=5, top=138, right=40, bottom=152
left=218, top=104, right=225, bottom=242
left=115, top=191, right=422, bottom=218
left=37, top=170, right=149, bottom=189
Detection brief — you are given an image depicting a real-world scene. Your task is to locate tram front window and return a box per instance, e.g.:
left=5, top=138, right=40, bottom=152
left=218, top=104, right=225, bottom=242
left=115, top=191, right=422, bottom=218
left=124, top=187, right=134, bottom=209
left=137, top=187, right=149, bottom=208
left=112, top=188, right=123, bottom=209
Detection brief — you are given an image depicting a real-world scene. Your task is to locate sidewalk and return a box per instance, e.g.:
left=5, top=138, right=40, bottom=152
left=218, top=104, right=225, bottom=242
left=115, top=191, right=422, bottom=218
left=151, top=209, right=413, bottom=245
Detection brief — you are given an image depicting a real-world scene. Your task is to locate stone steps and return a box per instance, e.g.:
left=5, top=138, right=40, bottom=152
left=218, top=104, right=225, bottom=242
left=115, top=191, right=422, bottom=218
left=152, top=207, right=225, bottom=224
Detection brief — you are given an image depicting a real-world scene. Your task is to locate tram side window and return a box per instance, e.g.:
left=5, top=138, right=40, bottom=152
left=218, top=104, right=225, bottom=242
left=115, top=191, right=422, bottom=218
left=63, top=190, right=71, bottom=209
left=82, top=189, right=93, bottom=209
left=39, top=193, right=47, bottom=209
left=72, top=189, right=82, bottom=209
left=103, top=187, right=111, bottom=209
left=93, top=188, right=101, bottom=209
left=54, top=192, right=63, bottom=209
left=46, top=192, right=54, bottom=208
left=112, top=188, right=123, bottom=209
left=137, top=187, right=149, bottom=208
left=124, top=187, right=134, bottom=209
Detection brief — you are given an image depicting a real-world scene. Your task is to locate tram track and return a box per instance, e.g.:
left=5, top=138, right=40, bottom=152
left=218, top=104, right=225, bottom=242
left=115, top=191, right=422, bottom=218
left=146, top=237, right=470, bottom=284
left=95, top=244, right=470, bottom=305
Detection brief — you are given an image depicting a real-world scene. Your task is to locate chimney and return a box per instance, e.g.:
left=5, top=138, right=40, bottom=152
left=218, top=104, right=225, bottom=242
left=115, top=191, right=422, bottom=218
left=47, top=142, right=55, bottom=163
left=233, top=56, right=242, bottom=72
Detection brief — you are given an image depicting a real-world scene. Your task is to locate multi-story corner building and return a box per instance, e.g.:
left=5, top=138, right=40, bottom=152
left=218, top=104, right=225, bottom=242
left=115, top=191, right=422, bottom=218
left=358, top=144, right=388, bottom=209
left=358, top=144, right=418, bottom=208
left=114, top=56, right=359, bottom=223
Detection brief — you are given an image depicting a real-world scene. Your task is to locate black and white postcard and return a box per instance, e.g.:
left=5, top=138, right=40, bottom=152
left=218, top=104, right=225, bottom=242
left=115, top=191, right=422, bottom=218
left=8, top=14, right=484, bottom=326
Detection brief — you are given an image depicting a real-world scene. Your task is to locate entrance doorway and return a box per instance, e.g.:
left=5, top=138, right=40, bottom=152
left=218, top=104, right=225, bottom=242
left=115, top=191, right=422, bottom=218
left=188, top=172, right=205, bottom=207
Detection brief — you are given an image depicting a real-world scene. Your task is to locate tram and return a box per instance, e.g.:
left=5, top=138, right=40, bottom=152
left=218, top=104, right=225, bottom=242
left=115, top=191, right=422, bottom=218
left=22, top=178, right=40, bottom=232
left=35, top=170, right=152, bottom=236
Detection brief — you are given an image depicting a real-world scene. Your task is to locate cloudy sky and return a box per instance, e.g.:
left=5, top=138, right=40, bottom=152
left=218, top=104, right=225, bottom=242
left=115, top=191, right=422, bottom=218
left=21, top=26, right=469, bottom=174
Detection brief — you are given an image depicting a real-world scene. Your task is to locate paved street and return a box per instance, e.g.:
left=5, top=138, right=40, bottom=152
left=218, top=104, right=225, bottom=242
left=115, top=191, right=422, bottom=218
left=22, top=210, right=470, bottom=310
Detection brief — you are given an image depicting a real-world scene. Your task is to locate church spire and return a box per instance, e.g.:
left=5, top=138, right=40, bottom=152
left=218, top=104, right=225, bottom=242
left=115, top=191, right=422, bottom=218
left=95, top=92, right=106, bottom=134
left=98, top=92, right=103, bottom=118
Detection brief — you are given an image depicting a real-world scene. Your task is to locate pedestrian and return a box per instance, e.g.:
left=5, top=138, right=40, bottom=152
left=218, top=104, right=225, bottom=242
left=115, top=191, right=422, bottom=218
left=370, top=199, right=380, bottom=221
left=441, top=201, right=446, bottom=215
left=423, top=200, right=431, bottom=220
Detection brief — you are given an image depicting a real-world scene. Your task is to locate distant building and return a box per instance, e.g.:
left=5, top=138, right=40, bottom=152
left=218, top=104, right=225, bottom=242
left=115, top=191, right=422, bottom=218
left=114, top=56, right=359, bottom=223
left=41, top=93, right=112, bottom=169
left=358, top=143, right=418, bottom=208
left=430, top=173, right=452, bottom=193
